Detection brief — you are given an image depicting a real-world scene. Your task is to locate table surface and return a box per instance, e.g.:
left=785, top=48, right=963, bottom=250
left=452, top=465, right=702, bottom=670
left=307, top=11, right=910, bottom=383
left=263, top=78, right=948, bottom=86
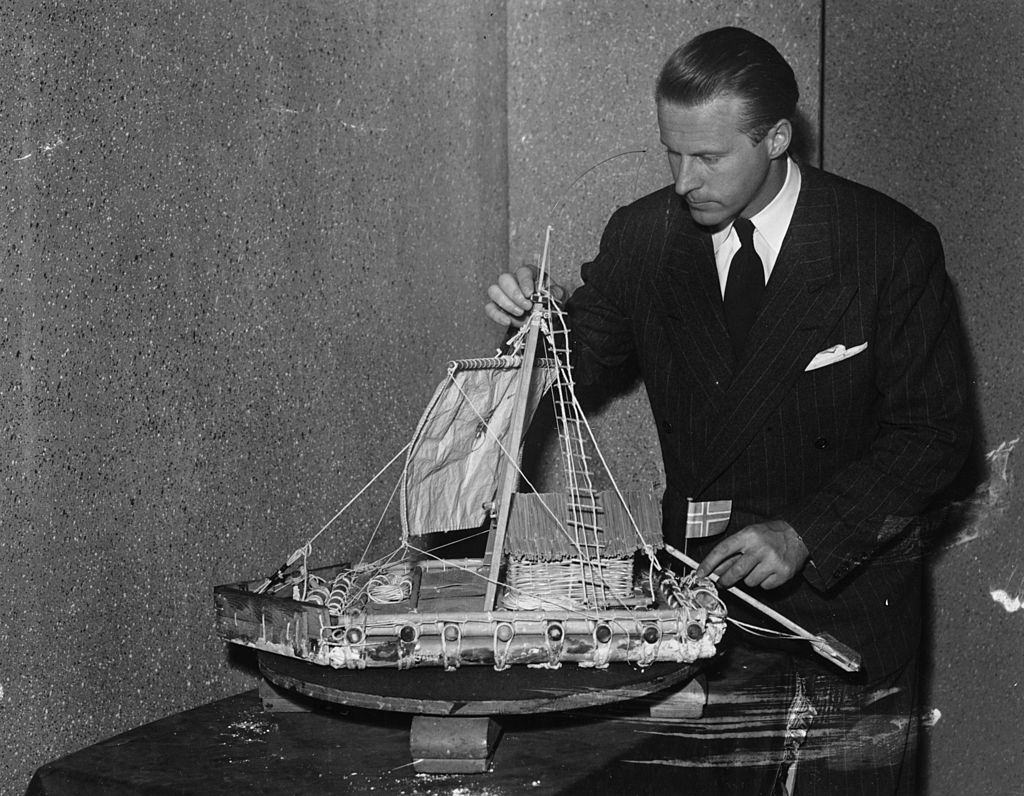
left=27, top=647, right=794, bottom=795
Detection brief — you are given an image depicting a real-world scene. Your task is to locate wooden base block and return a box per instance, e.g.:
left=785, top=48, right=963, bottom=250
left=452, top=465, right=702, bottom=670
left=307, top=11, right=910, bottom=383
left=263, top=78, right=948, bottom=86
left=259, top=677, right=312, bottom=713
left=413, top=757, right=491, bottom=774
left=410, top=716, right=502, bottom=774
left=648, top=674, right=708, bottom=719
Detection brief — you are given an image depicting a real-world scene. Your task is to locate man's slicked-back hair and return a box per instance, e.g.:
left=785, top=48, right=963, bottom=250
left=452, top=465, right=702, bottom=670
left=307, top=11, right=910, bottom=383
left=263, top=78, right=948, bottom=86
left=655, top=27, right=799, bottom=143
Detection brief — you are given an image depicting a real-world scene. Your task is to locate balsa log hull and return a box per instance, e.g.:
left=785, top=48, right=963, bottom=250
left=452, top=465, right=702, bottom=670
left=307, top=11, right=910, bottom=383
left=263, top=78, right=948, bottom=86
left=214, top=559, right=725, bottom=671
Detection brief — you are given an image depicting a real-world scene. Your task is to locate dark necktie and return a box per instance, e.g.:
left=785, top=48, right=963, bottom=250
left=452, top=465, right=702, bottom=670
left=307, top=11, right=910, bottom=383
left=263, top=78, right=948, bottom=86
left=723, top=217, right=765, bottom=361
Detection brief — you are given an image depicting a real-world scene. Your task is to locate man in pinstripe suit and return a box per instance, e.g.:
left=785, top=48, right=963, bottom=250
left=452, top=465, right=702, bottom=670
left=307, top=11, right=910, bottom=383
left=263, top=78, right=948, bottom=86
left=487, top=27, right=971, bottom=794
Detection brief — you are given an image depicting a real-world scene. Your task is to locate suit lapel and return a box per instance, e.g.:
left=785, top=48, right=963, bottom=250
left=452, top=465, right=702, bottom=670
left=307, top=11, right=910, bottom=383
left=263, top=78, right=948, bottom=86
left=695, top=169, right=858, bottom=493
left=652, top=202, right=733, bottom=408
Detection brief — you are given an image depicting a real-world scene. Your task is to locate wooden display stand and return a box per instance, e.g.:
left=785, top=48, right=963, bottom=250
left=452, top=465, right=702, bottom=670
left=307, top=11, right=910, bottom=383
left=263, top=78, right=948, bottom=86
left=257, top=651, right=701, bottom=774
left=648, top=673, right=708, bottom=719
left=260, top=677, right=502, bottom=773
left=258, top=677, right=313, bottom=713
left=409, top=716, right=502, bottom=773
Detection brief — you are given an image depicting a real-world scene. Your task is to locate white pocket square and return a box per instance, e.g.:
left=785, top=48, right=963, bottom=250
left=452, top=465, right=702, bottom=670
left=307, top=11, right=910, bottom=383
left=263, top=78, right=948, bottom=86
left=804, top=342, right=868, bottom=371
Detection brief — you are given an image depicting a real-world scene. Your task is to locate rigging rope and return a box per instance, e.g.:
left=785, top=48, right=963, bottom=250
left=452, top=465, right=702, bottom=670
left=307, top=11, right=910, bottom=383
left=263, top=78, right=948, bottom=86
left=442, top=305, right=640, bottom=611
left=264, top=240, right=657, bottom=616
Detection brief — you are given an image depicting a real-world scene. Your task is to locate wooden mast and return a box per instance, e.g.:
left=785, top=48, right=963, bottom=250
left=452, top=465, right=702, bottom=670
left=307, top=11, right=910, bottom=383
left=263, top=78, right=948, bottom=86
left=482, top=229, right=552, bottom=610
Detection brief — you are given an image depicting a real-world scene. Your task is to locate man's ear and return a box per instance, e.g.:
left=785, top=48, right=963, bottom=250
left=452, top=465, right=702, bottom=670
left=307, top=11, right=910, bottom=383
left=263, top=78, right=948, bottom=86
left=765, top=119, right=792, bottom=159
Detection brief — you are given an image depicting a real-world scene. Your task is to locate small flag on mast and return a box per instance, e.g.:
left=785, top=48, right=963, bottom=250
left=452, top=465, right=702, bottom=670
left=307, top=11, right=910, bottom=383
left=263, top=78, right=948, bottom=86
left=685, top=499, right=732, bottom=538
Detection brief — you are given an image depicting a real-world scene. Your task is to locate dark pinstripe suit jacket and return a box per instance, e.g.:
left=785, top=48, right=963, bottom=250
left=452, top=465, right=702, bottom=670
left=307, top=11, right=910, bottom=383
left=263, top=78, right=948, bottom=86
left=568, top=164, right=971, bottom=680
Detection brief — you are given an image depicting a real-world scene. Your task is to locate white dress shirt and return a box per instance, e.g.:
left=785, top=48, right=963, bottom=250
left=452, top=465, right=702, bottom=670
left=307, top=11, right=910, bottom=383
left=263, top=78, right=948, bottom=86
left=711, top=157, right=802, bottom=297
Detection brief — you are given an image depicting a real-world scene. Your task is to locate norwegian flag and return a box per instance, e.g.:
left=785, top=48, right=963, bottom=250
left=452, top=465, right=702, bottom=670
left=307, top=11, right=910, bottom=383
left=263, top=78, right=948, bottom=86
left=686, top=499, right=733, bottom=539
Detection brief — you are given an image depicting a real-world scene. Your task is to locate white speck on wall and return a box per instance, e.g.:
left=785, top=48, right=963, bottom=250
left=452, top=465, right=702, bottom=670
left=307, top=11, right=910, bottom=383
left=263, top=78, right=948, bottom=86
left=990, top=589, right=1023, bottom=613
left=921, top=708, right=942, bottom=727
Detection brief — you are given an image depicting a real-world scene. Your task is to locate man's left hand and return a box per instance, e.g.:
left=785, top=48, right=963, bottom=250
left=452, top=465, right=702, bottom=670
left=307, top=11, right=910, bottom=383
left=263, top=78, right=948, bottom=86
left=695, top=519, right=809, bottom=589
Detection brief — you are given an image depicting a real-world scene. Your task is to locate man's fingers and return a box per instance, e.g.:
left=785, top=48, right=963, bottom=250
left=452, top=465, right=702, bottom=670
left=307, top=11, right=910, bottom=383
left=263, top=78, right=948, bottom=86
left=717, top=553, right=759, bottom=588
left=483, top=264, right=569, bottom=328
left=513, top=264, right=538, bottom=295
left=484, top=301, right=524, bottom=327
left=485, top=278, right=531, bottom=328
left=497, top=272, right=536, bottom=311
left=711, top=554, right=740, bottom=579
left=743, top=559, right=778, bottom=589
left=758, top=572, right=784, bottom=590
left=694, top=521, right=807, bottom=590
left=695, top=535, right=744, bottom=579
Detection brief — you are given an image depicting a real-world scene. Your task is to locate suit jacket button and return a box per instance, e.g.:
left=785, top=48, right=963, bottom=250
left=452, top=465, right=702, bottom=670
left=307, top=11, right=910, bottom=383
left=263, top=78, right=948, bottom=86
left=814, top=436, right=829, bottom=449
left=663, top=422, right=674, bottom=434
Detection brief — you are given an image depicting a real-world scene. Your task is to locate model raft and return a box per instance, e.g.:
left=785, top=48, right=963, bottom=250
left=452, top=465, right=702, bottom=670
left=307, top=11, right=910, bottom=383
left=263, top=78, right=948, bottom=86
left=215, top=228, right=728, bottom=673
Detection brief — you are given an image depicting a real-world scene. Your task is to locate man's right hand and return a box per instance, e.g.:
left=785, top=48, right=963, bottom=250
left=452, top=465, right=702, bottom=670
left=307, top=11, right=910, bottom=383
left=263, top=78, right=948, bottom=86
left=484, top=265, right=538, bottom=327
left=484, top=265, right=566, bottom=327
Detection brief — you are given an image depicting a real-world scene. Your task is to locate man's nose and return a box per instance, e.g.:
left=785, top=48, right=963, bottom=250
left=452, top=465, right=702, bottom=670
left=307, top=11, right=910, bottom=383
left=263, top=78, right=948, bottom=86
left=674, top=160, right=699, bottom=195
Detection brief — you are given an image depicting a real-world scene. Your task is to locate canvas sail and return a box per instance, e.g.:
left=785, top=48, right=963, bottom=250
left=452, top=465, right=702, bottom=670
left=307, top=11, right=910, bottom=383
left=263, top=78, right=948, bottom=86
left=401, top=358, right=554, bottom=538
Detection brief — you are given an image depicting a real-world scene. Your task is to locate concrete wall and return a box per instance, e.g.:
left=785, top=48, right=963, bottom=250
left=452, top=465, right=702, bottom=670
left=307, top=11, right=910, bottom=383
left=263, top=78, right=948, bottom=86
left=1, top=1, right=506, bottom=791
left=824, top=3, right=1024, bottom=793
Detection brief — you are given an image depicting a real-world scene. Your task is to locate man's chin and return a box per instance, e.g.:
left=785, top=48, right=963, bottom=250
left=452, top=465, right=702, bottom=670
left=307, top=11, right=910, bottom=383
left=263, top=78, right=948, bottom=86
left=686, top=204, right=727, bottom=228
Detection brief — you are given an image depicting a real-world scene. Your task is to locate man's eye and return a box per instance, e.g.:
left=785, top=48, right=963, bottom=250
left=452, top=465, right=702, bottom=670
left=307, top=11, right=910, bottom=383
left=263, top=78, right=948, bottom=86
left=701, top=155, right=721, bottom=165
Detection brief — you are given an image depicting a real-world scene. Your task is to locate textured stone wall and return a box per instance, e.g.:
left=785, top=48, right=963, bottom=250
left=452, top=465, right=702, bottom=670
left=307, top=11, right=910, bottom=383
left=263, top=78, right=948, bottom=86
left=1, top=1, right=506, bottom=790
left=823, top=2, right=1024, bottom=792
